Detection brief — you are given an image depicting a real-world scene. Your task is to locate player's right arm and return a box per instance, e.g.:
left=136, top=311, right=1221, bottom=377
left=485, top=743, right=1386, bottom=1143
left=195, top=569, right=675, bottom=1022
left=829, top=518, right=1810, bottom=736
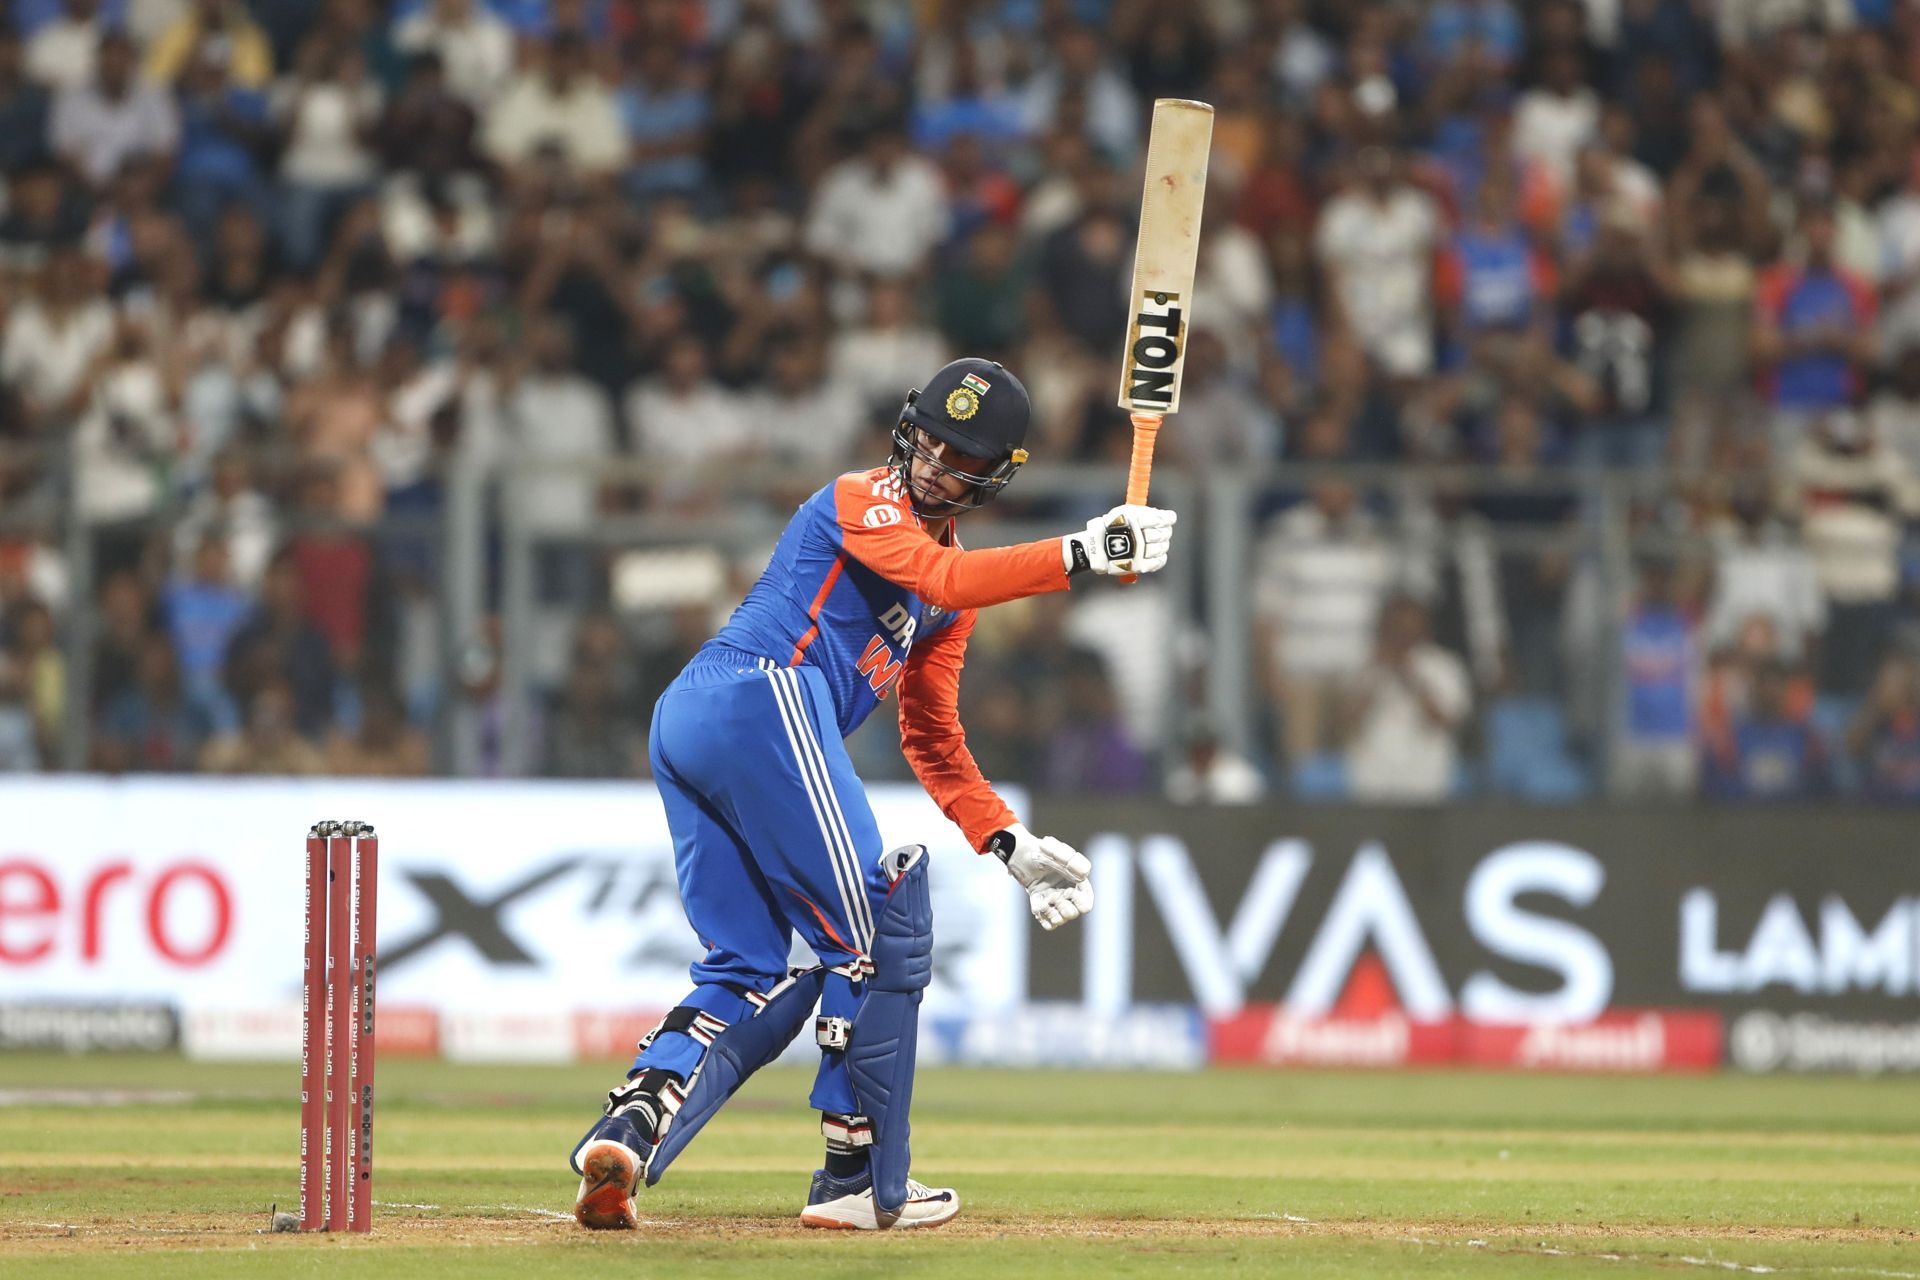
left=897, top=606, right=1094, bottom=932
left=834, top=471, right=1064, bottom=609
left=832, top=474, right=1176, bottom=608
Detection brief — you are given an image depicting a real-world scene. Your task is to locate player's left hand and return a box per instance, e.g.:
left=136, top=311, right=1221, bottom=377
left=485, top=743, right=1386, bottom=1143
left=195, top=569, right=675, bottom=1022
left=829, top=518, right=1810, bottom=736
left=987, top=823, right=1093, bottom=931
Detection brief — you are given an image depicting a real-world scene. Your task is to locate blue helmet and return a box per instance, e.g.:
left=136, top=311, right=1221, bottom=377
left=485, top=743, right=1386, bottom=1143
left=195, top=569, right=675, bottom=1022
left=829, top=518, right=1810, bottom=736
left=891, top=358, right=1031, bottom=514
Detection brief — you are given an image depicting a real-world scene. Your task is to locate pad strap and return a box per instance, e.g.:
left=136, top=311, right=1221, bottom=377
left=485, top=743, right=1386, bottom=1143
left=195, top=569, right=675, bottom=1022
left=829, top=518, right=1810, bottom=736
left=636, top=1004, right=730, bottom=1054
left=821, top=1112, right=874, bottom=1148
left=828, top=957, right=875, bottom=982
left=743, top=967, right=815, bottom=1011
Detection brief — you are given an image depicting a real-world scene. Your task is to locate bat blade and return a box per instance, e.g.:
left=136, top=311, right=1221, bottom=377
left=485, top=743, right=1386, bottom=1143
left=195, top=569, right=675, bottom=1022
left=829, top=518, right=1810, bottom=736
left=1117, top=98, right=1214, bottom=418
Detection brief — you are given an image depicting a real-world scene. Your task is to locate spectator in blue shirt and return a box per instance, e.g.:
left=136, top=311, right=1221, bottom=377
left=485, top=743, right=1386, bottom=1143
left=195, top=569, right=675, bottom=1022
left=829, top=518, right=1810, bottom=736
left=1703, top=661, right=1829, bottom=801
left=223, top=547, right=336, bottom=739
left=387, top=0, right=604, bottom=39
left=173, top=39, right=272, bottom=240
left=163, top=538, right=252, bottom=729
left=1615, top=557, right=1699, bottom=798
left=0, top=32, right=52, bottom=176
left=96, top=633, right=210, bottom=773
left=911, top=37, right=1024, bottom=155
left=1753, top=201, right=1879, bottom=462
left=1266, top=229, right=1321, bottom=402
left=617, top=36, right=709, bottom=202
left=1618, top=1, right=1717, bottom=99
left=542, top=0, right=613, bottom=42
left=1446, top=171, right=1540, bottom=344
left=1423, top=0, right=1522, bottom=73
left=1847, top=652, right=1920, bottom=801
left=10, top=0, right=125, bottom=37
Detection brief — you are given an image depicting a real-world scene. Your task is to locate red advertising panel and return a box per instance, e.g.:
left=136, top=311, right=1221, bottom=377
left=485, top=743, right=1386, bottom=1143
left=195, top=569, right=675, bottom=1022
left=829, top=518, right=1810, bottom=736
left=1212, top=1007, right=1723, bottom=1073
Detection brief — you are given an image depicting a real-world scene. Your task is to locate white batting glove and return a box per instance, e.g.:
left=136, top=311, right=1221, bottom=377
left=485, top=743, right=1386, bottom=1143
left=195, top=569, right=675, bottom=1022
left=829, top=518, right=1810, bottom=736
left=1063, top=504, right=1177, bottom=577
left=986, top=823, right=1093, bottom=931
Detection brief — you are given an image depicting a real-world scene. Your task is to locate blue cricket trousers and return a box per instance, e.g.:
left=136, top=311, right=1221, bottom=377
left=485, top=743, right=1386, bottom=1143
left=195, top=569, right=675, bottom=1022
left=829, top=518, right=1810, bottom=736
left=634, top=646, right=889, bottom=1116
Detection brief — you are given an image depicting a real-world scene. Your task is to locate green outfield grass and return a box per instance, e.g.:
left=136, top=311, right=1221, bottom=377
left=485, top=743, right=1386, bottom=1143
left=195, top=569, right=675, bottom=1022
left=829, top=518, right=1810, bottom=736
left=3, top=1056, right=1919, bottom=1277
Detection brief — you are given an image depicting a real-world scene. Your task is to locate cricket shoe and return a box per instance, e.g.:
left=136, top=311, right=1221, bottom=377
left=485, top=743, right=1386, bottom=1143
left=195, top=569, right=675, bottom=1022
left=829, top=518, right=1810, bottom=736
left=798, top=1168, right=959, bottom=1230
left=569, top=1113, right=653, bottom=1230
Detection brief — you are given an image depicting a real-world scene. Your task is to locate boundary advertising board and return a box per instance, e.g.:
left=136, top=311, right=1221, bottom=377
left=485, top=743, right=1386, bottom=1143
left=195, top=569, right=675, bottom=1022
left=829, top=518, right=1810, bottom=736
left=8, top=782, right=1916, bottom=1071
left=1027, top=801, right=1920, bottom=1072
left=0, top=777, right=1050, bottom=1061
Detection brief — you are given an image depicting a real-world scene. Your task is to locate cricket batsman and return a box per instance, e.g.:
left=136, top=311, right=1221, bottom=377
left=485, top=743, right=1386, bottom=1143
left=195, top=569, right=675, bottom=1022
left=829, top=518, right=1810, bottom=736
left=567, top=357, right=1177, bottom=1230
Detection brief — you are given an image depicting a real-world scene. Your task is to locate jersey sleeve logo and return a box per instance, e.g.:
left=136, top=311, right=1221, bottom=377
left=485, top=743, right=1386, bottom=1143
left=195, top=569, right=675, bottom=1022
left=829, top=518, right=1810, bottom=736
left=862, top=504, right=902, bottom=529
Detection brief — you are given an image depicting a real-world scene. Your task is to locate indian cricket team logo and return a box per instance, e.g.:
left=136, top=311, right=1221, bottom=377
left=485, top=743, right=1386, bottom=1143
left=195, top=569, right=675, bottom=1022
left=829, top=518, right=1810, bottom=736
left=945, top=372, right=992, bottom=421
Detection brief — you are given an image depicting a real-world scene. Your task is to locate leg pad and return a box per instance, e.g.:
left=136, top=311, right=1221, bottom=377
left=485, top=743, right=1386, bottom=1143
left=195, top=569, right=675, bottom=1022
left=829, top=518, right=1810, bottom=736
left=846, top=846, right=933, bottom=1220
left=642, top=967, right=827, bottom=1185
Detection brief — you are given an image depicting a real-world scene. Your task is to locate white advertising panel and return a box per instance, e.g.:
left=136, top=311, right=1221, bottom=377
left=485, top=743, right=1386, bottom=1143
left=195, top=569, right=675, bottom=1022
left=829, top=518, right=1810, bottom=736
left=0, top=777, right=1029, bottom=1020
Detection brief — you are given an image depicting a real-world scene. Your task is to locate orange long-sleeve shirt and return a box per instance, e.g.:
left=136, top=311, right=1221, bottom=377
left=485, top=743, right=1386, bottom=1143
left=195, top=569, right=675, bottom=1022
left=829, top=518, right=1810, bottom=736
left=894, top=609, right=1017, bottom=849
left=833, top=471, right=1066, bottom=847
left=831, top=473, right=1069, bottom=612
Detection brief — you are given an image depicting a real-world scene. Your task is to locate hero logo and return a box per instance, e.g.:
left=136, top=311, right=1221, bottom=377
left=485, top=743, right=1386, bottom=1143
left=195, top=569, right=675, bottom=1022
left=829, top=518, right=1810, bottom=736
left=1079, top=838, right=1611, bottom=1020
left=0, top=858, right=234, bottom=967
left=1681, top=890, right=1920, bottom=996
left=863, top=504, right=901, bottom=529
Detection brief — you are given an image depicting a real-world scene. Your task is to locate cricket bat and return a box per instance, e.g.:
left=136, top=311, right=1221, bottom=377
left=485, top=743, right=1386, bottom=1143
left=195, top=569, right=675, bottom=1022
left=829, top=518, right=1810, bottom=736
left=1116, top=98, right=1213, bottom=575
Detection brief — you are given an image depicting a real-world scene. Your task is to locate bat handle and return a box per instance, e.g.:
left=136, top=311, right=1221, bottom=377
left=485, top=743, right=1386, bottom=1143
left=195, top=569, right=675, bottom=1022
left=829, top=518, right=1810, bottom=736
left=1117, top=413, right=1163, bottom=585
left=1124, top=413, right=1161, bottom=506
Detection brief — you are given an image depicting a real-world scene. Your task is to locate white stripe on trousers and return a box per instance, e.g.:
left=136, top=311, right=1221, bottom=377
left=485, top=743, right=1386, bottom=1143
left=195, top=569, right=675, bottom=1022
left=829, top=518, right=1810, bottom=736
left=759, top=661, right=861, bottom=940
left=759, top=661, right=874, bottom=948
left=755, top=660, right=859, bottom=937
left=764, top=665, right=873, bottom=947
left=771, top=666, right=876, bottom=944
left=770, top=664, right=875, bottom=946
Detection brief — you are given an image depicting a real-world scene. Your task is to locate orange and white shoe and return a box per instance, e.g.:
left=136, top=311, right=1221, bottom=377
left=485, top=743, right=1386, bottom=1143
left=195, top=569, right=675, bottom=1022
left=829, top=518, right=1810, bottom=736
left=573, top=1140, right=641, bottom=1229
left=570, top=1115, right=649, bottom=1230
left=799, top=1169, right=960, bottom=1230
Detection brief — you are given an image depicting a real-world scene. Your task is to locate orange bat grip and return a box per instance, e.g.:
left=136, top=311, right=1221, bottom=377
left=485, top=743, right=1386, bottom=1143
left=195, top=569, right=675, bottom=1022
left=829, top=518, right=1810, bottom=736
left=1125, top=413, right=1161, bottom=504
left=1117, top=413, right=1163, bottom=584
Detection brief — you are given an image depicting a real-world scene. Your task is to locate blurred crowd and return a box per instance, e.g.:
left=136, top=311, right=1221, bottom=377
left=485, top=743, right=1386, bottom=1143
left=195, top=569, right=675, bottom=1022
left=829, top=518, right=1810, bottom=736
left=1, top=0, right=1919, bottom=803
